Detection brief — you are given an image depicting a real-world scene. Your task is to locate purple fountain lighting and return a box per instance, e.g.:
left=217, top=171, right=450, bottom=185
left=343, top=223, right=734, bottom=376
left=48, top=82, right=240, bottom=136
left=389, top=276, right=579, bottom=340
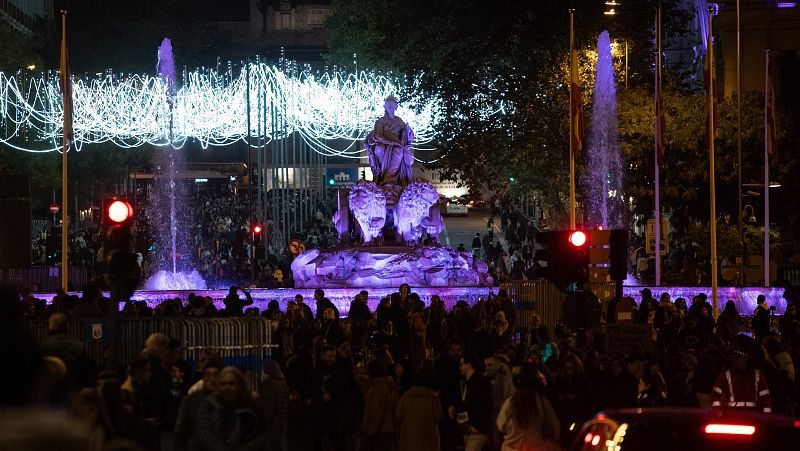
left=583, top=31, right=624, bottom=229
left=144, top=38, right=206, bottom=290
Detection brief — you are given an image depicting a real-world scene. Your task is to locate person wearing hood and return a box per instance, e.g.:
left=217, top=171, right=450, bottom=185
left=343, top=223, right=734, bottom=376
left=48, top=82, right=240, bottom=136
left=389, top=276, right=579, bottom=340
left=396, top=371, right=444, bottom=451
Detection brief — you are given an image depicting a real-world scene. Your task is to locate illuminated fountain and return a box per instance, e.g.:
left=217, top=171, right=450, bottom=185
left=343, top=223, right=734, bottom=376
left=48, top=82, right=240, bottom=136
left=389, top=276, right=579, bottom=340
left=143, top=39, right=206, bottom=290
left=583, top=31, right=624, bottom=229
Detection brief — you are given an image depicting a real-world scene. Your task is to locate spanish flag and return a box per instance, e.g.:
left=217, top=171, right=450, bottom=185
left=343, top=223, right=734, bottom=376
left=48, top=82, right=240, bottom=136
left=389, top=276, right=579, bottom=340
left=59, top=12, right=73, bottom=145
left=704, top=31, right=718, bottom=149
left=571, top=49, right=583, bottom=153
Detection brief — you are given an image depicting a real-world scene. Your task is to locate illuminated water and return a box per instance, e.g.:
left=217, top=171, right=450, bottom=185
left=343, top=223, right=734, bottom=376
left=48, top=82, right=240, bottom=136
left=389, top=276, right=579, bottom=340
left=583, top=31, right=624, bottom=229
left=144, top=38, right=206, bottom=290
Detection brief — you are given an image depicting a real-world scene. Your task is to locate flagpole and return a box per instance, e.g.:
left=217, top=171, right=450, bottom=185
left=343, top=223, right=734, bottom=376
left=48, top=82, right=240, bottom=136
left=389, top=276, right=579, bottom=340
left=569, top=8, right=576, bottom=229
left=764, top=50, right=770, bottom=287
left=654, top=2, right=662, bottom=287
left=708, top=7, right=719, bottom=320
left=60, top=11, right=69, bottom=293
left=736, top=0, right=744, bottom=285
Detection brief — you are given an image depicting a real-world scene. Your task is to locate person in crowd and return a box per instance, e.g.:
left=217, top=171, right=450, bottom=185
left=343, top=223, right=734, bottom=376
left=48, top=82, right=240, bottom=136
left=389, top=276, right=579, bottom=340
left=305, top=344, right=350, bottom=451
left=360, top=359, right=398, bottom=451
left=141, top=333, right=183, bottom=432
left=496, top=361, right=560, bottom=451
left=72, top=387, right=107, bottom=451
left=449, top=354, right=493, bottom=451
left=485, top=354, right=514, bottom=447
left=396, top=371, right=444, bottom=451
left=711, top=337, right=772, bottom=413
left=472, top=233, right=482, bottom=257
left=223, top=286, right=253, bottom=316
left=373, top=319, right=403, bottom=362
left=195, top=367, right=267, bottom=450
left=409, top=299, right=428, bottom=369
left=717, top=300, right=741, bottom=341
left=174, top=355, right=223, bottom=451
left=551, top=353, right=591, bottom=436
left=258, top=360, right=289, bottom=451
left=752, top=294, right=771, bottom=341
left=121, top=357, right=152, bottom=417
left=294, top=294, right=314, bottom=322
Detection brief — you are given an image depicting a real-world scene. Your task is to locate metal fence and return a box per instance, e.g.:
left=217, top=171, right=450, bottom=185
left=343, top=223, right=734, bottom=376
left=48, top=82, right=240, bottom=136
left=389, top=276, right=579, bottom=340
left=8, top=266, right=89, bottom=292
left=502, top=280, right=566, bottom=336
left=27, top=318, right=272, bottom=388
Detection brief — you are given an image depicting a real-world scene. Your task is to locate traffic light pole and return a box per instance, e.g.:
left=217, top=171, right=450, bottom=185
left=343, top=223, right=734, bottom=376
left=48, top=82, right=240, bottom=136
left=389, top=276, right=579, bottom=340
left=568, top=9, right=576, bottom=229
left=246, top=63, right=255, bottom=285
left=107, top=275, right=120, bottom=371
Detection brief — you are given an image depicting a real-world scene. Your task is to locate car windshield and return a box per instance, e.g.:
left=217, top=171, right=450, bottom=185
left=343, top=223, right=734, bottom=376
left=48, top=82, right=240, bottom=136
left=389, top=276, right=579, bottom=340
left=572, top=418, right=800, bottom=451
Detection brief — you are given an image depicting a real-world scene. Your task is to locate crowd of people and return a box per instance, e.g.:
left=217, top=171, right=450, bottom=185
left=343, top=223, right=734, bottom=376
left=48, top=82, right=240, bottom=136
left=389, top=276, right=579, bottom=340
left=6, top=278, right=800, bottom=451
left=29, top=184, right=336, bottom=290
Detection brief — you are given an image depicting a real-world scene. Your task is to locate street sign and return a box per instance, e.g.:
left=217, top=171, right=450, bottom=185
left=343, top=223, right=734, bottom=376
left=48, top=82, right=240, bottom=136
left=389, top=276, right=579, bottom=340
left=325, top=168, right=359, bottom=189
left=49, top=203, right=59, bottom=214
left=645, top=218, right=668, bottom=255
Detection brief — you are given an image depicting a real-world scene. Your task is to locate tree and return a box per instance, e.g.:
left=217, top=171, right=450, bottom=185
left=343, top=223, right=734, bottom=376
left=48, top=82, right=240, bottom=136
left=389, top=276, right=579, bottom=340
left=325, top=0, right=690, bottom=227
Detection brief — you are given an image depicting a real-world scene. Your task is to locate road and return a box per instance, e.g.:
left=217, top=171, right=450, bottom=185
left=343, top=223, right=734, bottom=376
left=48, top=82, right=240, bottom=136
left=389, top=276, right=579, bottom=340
left=439, top=208, right=498, bottom=249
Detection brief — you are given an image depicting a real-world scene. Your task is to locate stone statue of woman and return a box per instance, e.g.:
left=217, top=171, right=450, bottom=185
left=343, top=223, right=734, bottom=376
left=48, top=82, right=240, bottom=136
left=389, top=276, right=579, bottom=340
left=365, top=95, right=415, bottom=186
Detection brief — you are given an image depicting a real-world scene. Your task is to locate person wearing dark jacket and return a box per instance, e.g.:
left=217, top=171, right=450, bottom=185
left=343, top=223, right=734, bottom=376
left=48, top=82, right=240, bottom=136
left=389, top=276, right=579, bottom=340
left=223, top=286, right=253, bottom=316
left=472, top=233, right=482, bottom=257
left=304, top=345, right=350, bottom=451
left=258, top=360, right=289, bottom=451
left=448, top=354, right=493, bottom=451
left=174, top=357, right=222, bottom=451
left=349, top=293, right=372, bottom=323
left=752, top=295, right=771, bottom=340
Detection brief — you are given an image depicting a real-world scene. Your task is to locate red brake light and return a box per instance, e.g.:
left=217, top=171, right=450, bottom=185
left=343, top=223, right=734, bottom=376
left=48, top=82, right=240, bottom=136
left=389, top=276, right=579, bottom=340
left=253, top=225, right=263, bottom=234
left=584, top=433, right=593, bottom=443
left=704, top=424, right=756, bottom=436
left=591, top=434, right=601, bottom=446
left=569, top=231, right=587, bottom=247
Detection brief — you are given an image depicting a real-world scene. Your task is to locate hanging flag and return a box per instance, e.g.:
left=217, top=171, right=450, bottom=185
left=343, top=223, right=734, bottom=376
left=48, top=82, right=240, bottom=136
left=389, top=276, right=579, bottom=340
left=59, top=12, right=73, bottom=145
left=571, top=49, right=584, bottom=154
left=704, top=31, right=718, bottom=149
left=766, top=73, right=778, bottom=164
left=655, top=68, right=666, bottom=165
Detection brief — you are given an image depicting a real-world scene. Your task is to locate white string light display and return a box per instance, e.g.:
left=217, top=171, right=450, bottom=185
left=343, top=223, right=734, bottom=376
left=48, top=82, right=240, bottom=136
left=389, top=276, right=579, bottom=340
left=0, top=63, right=444, bottom=156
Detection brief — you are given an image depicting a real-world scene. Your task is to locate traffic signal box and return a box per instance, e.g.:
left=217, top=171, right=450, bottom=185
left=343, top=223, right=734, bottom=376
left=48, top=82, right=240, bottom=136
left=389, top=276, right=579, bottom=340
left=533, top=230, right=589, bottom=288
left=103, top=198, right=134, bottom=264
left=102, top=198, right=138, bottom=298
left=534, top=229, right=628, bottom=289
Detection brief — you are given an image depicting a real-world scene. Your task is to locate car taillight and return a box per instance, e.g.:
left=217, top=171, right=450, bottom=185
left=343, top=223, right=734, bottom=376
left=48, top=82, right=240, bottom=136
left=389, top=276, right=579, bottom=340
left=704, top=424, right=756, bottom=436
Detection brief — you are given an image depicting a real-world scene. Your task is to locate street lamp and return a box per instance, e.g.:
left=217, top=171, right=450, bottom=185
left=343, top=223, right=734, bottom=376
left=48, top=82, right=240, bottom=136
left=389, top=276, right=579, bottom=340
left=743, top=205, right=756, bottom=224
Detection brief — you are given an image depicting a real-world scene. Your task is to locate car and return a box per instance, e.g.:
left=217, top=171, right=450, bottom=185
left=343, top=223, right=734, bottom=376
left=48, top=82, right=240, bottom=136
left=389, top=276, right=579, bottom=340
left=568, top=408, right=800, bottom=451
left=444, top=199, right=469, bottom=216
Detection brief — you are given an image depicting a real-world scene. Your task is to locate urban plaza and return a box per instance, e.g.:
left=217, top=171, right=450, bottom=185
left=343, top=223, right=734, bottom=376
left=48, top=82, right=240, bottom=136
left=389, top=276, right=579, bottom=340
left=0, top=1, right=799, bottom=450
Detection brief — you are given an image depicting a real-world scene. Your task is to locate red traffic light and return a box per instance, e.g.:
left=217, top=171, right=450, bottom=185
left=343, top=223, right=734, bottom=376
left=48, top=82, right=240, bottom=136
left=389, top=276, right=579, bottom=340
left=568, top=230, right=587, bottom=247
left=252, top=225, right=263, bottom=234
left=107, top=200, right=133, bottom=223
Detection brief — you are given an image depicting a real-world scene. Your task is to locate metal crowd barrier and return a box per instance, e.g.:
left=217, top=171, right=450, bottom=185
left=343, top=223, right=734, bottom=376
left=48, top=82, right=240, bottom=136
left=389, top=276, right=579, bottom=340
left=502, top=280, right=566, bottom=337
left=27, top=318, right=272, bottom=388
